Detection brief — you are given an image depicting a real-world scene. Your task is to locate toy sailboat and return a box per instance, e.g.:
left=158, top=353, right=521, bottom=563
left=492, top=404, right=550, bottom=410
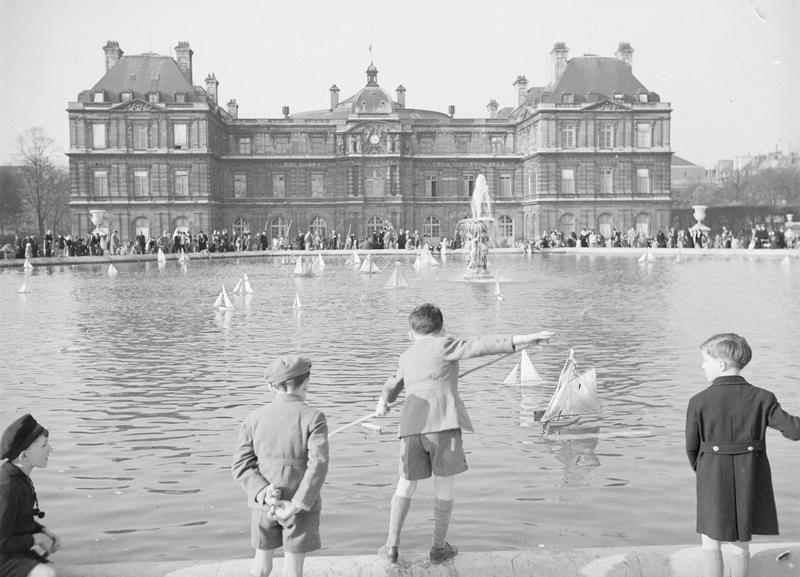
left=157, top=248, right=167, bottom=264
left=292, top=293, right=302, bottom=309
left=414, top=250, right=440, bottom=268
left=359, top=254, right=380, bottom=274
left=441, top=243, right=447, bottom=258
left=232, top=273, right=255, bottom=294
left=312, top=254, right=326, bottom=274
left=213, top=285, right=235, bottom=310
left=638, top=249, right=655, bottom=263
left=293, top=256, right=314, bottom=276
left=780, top=256, right=790, bottom=267
left=23, top=259, right=33, bottom=270
left=177, top=250, right=189, bottom=265
left=495, top=278, right=504, bottom=300
left=413, top=254, right=421, bottom=269
left=503, top=349, right=542, bottom=385
left=16, top=282, right=29, bottom=294
left=107, top=263, right=118, bottom=277
left=384, top=263, right=408, bottom=289
left=540, top=349, right=598, bottom=429
left=674, top=249, right=683, bottom=264
left=346, top=251, right=362, bottom=266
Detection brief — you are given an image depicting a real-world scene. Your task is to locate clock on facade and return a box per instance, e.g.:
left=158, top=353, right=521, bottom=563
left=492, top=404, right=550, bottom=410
left=369, top=133, right=380, bottom=145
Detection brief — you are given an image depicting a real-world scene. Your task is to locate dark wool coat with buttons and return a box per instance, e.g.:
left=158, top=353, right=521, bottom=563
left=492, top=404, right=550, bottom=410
left=686, top=375, right=800, bottom=541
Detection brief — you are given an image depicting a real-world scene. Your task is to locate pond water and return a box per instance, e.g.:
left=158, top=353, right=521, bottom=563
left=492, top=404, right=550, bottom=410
left=1, top=251, right=798, bottom=565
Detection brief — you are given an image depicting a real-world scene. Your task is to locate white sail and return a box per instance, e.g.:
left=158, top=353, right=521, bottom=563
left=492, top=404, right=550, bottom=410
left=541, top=350, right=598, bottom=423
left=441, top=243, right=447, bottom=258
left=503, top=363, right=519, bottom=385
left=16, top=282, right=28, bottom=294
left=242, top=273, right=254, bottom=294
left=519, top=350, right=542, bottom=383
left=316, top=254, right=325, bottom=268
left=294, top=256, right=313, bottom=276
left=413, top=254, right=421, bottom=269
left=384, top=265, right=408, bottom=289
left=157, top=248, right=167, bottom=264
left=420, top=250, right=440, bottom=266
left=359, top=254, right=380, bottom=273
left=107, top=264, right=118, bottom=277
left=638, top=249, right=655, bottom=263
left=23, top=259, right=33, bottom=270
left=292, top=293, right=302, bottom=309
left=177, top=251, right=186, bottom=265
left=346, top=251, right=362, bottom=266
left=232, top=279, right=243, bottom=294
left=675, top=249, right=682, bottom=264
left=214, top=285, right=234, bottom=309
left=780, top=256, right=790, bottom=266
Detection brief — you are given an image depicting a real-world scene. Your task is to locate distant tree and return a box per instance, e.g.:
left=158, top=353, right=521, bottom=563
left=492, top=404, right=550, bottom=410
left=0, top=166, right=24, bottom=235
left=750, top=167, right=800, bottom=212
left=671, top=181, right=720, bottom=208
left=16, top=127, right=68, bottom=240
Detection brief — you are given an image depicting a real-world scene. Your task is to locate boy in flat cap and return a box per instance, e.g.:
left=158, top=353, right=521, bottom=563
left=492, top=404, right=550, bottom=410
left=232, top=355, right=329, bottom=577
left=1, top=414, right=60, bottom=577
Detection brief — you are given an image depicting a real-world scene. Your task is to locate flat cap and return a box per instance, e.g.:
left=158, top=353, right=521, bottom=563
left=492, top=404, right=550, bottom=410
left=263, top=355, right=311, bottom=385
left=1, top=414, right=48, bottom=461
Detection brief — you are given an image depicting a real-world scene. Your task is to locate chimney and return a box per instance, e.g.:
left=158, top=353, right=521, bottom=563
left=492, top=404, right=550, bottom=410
left=448, top=105, right=455, bottom=118
left=513, top=74, right=528, bottom=106
left=615, top=42, right=634, bottom=69
left=330, top=84, right=340, bottom=110
left=103, top=40, right=123, bottom=72
left=282, top=106, right=290, bottom=118
left=205, top=73, right=218, bottom=102
left=487, top=99, right=498, bottom=119
left=174, top=41, right=193, bottom=83
left=396, top=85, right=406, bottom=108
left=227, top=99, right=239, bottom=118
left=550, top=42, right=569, bottom=83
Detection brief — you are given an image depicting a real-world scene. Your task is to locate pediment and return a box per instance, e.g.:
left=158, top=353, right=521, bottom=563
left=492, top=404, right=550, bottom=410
left=110, top=99, right=162, bottom=112
left=583, top=98, right=630, bottom=111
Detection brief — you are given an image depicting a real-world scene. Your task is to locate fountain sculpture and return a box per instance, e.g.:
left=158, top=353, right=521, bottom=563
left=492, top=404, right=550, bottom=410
left=458, top=173, right=496, bottom=281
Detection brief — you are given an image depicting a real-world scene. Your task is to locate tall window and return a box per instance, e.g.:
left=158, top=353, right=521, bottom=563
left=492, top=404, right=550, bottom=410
left=175, top=170, right=189, bottom=197
left=499, top=174, right=512, bottom=197
left=365, top=169, right=384, bottom=196
left=599, top=123, right=614, bottom=148
left=498, top=215, right=514, bottom=238
left=559, top=213, right=575, bottom=236
left=270, top=217, right=289, bottom=240
left=637, top=168, right=651, bottom=194
left=425, top=175, right=437, bottom=197
left=134, top=170, right=148, bottom=197
left=636, top=123, right=652, bottom=148
left=275, top=135, right=290, bottom=154
left=491, top=136, right=504, bottom=153
left=92, top=124, right=106, bottom=149
left=92, top=91, right=105, bottom=103
left=173, top=217, right=190, bottom=232
left=455, top=134, right=469, bottom=153
left=173, top=124, right=187, bottom=149
left=463, top=175, right=475, bottom=197
left=419, top=135, right=434, bottom=153
left=635, top=213, right=650, bottom=237
left=560, top=123, right=576, bottom=148
left=311, top=174, right=324, bottom=197
left=310, top=216, right=327, bottom=238
left=598, top=213, right=613, bottom=238
left=272, top=174, right=285, bottom=198
left=93, top=170, right=108, bottom=196
left=133, top=124, right=148, bottom=150
left=238, top=137, right=251, bottom=155
left=561, top=169, right=575, bottom=195
left=423, top=216, right=440, bottom=239
left=233, top=218, right=249, bottom=237
left=133, top=217, right=150, bottom=238
left=147, top=92, right=159, bottom=104
left=234, top=174, right=247, bottom=198
left=366, top=216, right=383, bottom=237
left=600, top=169, right=614, bottom=194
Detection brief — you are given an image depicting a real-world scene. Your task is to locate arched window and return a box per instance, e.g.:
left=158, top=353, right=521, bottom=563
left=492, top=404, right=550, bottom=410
left=366, top=216, right=383, bottom=236
left=423, top=216, right=441, bottom=239
left=233, top=218, right=250, bottom=237
left=558, top=213, right=575, bottom=236
left=173, top=216, right=190, bottom=233
left=132, top=216, right=150, bottom=239
left=310, top=216, right=327, bottom=238
left=498, top=215, right=514, bottom=239
left=635, top=213, right=650, bottom=237
left=597, top=213, right=613, bottom=238
left=270, top=217, right=289, bottom=239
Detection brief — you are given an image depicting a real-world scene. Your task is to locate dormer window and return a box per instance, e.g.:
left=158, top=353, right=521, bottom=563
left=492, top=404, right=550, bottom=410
left=121, top=91, right=133, bottom=102
left=175, top=92, right=187, bottom=104
left=614, top=92, right=624, bottom=101
left=147, top=92, right=160, bottom=104
left=561, top=93, right=574, bottom=104
left=638, top=92, right=649, bottom=103
left=92, top=91, right=105, bottom=103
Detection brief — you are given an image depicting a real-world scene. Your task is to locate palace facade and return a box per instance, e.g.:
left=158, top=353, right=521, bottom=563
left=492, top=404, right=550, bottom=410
left=67, top=40, right=672, bottom=244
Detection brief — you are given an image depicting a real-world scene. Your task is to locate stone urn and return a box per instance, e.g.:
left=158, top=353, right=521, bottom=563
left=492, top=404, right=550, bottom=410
left=89, top=209, right=109, bottom=236
left=692, top=205, right=707, bottom=225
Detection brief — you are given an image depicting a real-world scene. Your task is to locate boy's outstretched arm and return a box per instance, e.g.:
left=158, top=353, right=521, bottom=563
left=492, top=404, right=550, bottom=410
left=512, top=331, right=554, bottom=349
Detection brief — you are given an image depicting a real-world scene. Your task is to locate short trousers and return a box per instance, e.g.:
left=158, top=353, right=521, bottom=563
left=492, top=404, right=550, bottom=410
left=0, top=552, right=48, bottom=577
left=251, top=508, right=321, bottom=554
left=399, top=429, right=468, bottom=480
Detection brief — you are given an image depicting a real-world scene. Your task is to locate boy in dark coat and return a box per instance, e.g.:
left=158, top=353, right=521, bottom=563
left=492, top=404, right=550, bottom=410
left=686, top=333, right=800, bottom=577
left=375, top=303, right=553, bottom=565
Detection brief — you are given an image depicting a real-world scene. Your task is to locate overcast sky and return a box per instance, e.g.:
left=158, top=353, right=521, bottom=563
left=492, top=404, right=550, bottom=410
left=1, top=0, right=797, bottom=168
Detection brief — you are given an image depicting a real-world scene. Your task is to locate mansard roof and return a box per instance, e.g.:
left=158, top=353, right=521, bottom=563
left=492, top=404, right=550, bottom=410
left=78, top=54, right=205, bottom=103
left=542, top=56, right=651, bottom=104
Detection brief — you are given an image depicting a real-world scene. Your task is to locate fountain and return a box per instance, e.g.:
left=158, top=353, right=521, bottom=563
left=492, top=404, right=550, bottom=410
left=457, top=173, right=497, bottom=281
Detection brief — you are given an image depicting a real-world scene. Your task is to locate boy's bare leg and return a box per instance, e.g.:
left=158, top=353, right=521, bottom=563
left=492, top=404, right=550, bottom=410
left=700, top=535, right=724, bottom=577
left=28, top=564, right=57, bottom=577
left=251, top=548, right=274, bottom=577
left=728, top=541, right=750, bottom=577
left=282, top=552, right=305, bottom=577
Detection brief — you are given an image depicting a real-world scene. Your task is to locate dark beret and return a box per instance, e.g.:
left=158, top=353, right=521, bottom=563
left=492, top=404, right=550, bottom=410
left=1, top=414, right=48, bottom=461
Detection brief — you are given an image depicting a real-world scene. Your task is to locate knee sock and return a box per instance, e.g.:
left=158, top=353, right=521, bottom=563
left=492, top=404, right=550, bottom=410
left=432, top=498, right=453, bottom=549
left=728, top=550, right=750, bottom=577
left=702, top=549, right=724, bottom=577
left=386, top=495, right=411, bottom=548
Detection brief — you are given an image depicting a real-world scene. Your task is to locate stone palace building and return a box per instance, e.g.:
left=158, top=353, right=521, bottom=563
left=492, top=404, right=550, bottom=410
left=67, top=40, right=672, bottom=244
